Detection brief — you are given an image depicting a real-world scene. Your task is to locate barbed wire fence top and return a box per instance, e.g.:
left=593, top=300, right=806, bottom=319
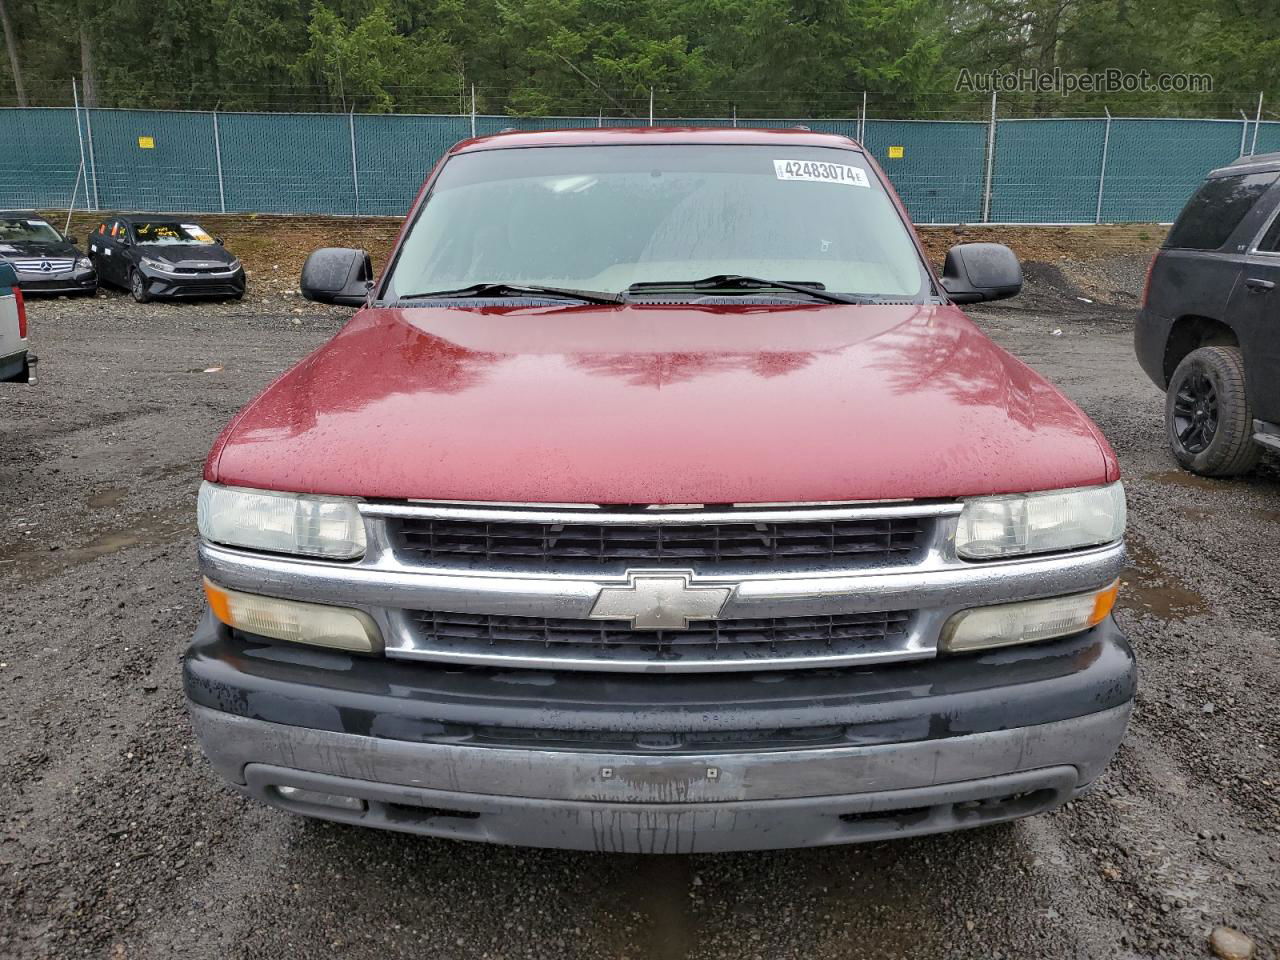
left=3, top=93, right=1278, bottom=224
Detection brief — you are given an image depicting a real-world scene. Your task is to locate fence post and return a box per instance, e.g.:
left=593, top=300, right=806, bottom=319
left=981, top=92, right=997, bottom=223
left=212, top=110, right=226, bottom=214
left=72, top=76, right=91, bottom=212
left=64, top=165, right=82, bottom=234
left=732, top=105, right=737, bottom=128
left=470, top=84, right=476, bottom=139
left=859, top=91, right=866, bottom=143
left=1241, top=111, right=1251, bottom=157
left=1095, top=108, right=1112, bottom=225
left=84, top=102, right=100, bottom=212
left=649, top=87, right=654, bottom=125
left=1251, top=92, right=1264, bottom=156
left=348, top=111, right=360, bottom=215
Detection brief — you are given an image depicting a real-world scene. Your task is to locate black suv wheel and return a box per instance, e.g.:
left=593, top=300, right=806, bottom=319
left=1166, top=345, right=1260, bottom=476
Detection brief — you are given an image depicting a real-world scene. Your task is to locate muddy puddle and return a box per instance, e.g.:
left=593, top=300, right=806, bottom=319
left=0, top=506, right=193, bottom=581
left=1120, top=535, right=1210, bottom=620
left=604, top=856, right=699, bottom=960
left=87, top=486, right=128, bottom=509
left=1145, top=469, right=1228, bottom=493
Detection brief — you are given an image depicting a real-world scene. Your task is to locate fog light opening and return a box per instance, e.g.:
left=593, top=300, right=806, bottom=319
left=274, top=784, right=366, bottom=812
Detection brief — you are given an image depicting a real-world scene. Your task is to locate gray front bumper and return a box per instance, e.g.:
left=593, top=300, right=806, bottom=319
left=188, top=700, right=1132, bottom=853
left=14, top=272, right=96, bottom=294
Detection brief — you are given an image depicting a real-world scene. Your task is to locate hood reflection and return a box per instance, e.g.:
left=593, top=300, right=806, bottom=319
left=209, top=302, right=1115, bottom=503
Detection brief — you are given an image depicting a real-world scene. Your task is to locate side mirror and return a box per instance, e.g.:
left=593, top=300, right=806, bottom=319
left=66, top=234, right=78, bottom=245
left=214, top=237, right=224, bottom=246
left=301, top=247, right=374, bottom=306
left=940, top=242, right=1022, bottom=304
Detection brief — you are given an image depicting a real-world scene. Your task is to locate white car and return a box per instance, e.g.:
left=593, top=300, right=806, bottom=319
left=0, top=262, right=34, bottom=383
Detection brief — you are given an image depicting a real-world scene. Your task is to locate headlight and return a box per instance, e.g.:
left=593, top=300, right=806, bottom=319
left=955, top=482, right=1125, bottom=560
left=141, top=256, right=173, bottom=273
left=77, top=256, right=93, bottom=270
left=941, top=581, right=1119, bottom=653
left=228, top=258, right=242, bottom=272
left=197, top=482, right=366, bottom=559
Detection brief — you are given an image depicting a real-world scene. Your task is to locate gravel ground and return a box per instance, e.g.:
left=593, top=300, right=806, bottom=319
left=0, top=259, right=1276, bottom=960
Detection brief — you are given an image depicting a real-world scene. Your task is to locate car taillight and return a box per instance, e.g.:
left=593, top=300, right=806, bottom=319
left=14, top=287, right=26, bottom=339
left=1139, top=255, right=1157, bottom=309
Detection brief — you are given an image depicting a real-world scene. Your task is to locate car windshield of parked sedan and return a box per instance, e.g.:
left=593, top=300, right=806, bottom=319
left=134, top=222, right=214, bottom=245
left=0, top=217, right=62, bottom=244
left=386, top=144, right=932, bottom=301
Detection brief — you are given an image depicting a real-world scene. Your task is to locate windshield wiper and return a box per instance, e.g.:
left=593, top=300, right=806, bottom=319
left=397, top=281, right=622, bottom=305
left=627, top=275, right=872, bottom=305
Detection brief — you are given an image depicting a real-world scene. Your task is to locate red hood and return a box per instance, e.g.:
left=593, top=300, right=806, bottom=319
left=206, top=303, right=1117, bottom=504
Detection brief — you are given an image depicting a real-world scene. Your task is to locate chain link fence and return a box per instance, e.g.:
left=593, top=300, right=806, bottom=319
left=3, top=105, right=1279, bottom=223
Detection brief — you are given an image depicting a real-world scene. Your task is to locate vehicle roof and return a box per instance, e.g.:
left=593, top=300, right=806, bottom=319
left=450, top=125, right=863, bottom=155
left=1216, top=151, right=1280, bottom=176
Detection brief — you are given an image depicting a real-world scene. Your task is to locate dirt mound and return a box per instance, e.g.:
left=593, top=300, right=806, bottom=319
left=917, top=224, right=1165, bottom=265
left=1014, top=255, right=1151, bottom=310
left=918, top=225, right=1160, bottom=311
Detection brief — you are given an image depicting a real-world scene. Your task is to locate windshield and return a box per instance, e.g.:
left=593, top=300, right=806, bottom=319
left=385, top=144, right=931, bottom=301
left=134, top=222, right=213, bottom=245
left=0, top=217, right=62, bottom=244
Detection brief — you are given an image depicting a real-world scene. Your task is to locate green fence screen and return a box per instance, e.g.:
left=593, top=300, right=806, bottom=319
left=2, top=106, right=1275, bottom=223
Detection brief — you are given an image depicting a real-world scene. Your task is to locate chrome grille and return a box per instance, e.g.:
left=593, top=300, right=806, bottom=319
left=13, top=258, right=75, bottom=273
left=390, top=515, right=929, bottom=571
left=206, top=497, right=1126, bottom=673
left=354, top=500, right=964, bottom=671
left=406, top=609, right=913, bottom=668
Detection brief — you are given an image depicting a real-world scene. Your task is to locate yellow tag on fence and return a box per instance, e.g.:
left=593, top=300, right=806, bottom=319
left=888, top=145, right=904, bottom=159
left=138, top=136, right=155, bottom=149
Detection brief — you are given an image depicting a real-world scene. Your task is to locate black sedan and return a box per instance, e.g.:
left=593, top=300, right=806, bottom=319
left=88, top=216, right=246, bottom=302
left=0, top=211, right=97, bottom=295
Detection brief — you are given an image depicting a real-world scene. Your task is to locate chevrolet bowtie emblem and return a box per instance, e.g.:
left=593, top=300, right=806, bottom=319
left=589, top=571, right=732, bottom=630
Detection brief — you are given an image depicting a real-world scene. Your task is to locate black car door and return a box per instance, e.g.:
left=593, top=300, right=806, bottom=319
left=1226, top=205, right=1280, bottom=424
left=87, top=221, right=110, bottom=278
left=113, top=221, right=138, bottom=286
left=91, top=219, right=127, bottom=286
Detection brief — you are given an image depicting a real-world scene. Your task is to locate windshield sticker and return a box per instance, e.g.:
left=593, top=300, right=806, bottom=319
left=773, top=159, right=869, bottom=188
left=142, top=224, right=181, bottom=241
left=181, top=224, right=214, bottom=243
left=27, top=219, right=48, bottom=226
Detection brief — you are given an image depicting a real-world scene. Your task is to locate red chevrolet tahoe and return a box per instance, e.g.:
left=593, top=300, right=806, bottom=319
left=185, top=128, right=1133, bottom=853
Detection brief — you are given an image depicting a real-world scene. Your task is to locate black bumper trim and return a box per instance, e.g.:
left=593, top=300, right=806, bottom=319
left=183, top=611, right=1136, bottom=752
left=141, top=272, right=244, bottom=299
left=16, top=278, right=97, bottom=294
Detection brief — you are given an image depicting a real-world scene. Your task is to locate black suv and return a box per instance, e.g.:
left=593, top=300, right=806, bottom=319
left=1136, top=153, right=1280, bottom=476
